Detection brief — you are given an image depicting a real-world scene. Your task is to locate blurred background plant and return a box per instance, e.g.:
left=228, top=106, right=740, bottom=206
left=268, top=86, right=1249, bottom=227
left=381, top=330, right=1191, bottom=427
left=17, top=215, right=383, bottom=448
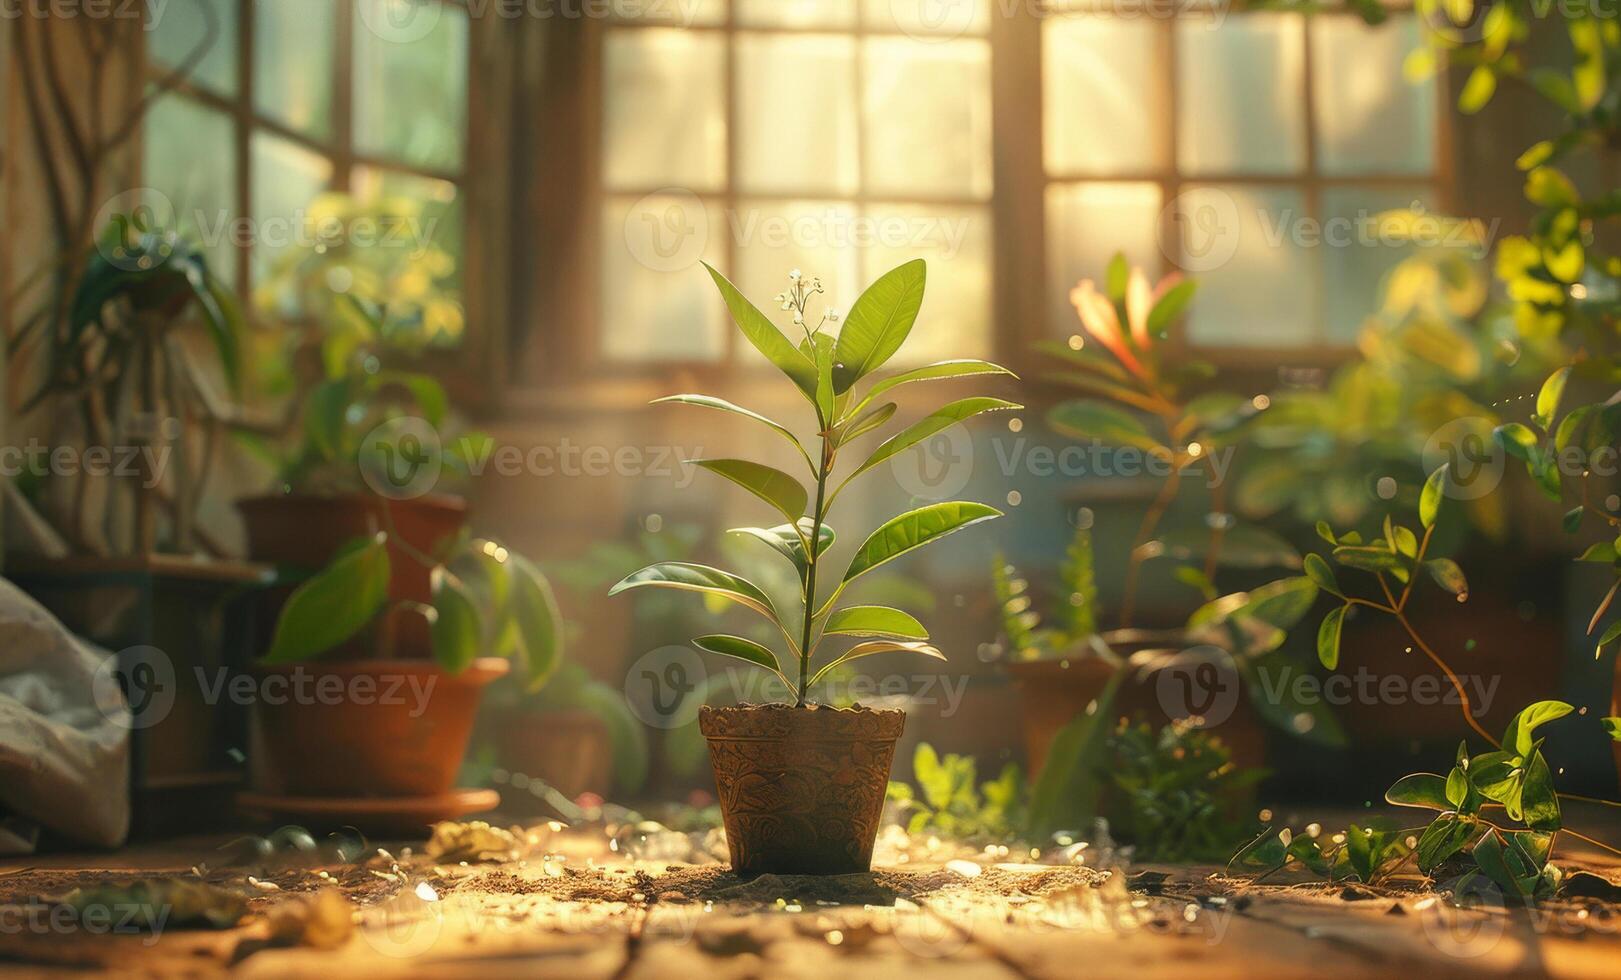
left=886, top=743, right=1024, bottom=841
left=1100, top=719, right=1266, bottom=863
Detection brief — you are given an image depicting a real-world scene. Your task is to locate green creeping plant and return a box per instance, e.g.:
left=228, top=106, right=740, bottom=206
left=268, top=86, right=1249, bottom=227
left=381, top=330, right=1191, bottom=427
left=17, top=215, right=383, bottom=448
left=1255, top=463, right=1620, bottom=899
left=610, top=261, right=1020, bottom=705
left=886, top=743, right=1024, bottom=841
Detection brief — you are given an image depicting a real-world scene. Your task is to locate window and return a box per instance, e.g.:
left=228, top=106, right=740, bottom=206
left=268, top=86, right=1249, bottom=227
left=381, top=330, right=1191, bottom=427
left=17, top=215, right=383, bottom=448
left=1040, top=6, right=1443, bottom=351
left=143, top=0, right=471, bottom=346
left=596, top=4, right=996, bottom=371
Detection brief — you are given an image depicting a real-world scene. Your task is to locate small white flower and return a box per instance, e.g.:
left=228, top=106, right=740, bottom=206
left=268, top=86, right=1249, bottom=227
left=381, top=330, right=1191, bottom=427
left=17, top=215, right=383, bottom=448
left=788, top=268, right=802, bottom=281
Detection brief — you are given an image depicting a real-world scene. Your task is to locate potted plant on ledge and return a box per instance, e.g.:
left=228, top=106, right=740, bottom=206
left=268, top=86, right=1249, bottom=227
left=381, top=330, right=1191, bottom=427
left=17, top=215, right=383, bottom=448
left=612, top=261, right=1018, bottom=874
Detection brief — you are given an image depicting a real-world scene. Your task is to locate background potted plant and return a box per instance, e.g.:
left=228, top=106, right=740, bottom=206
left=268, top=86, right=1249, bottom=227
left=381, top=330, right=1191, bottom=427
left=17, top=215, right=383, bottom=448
left=241, top=520, right=561, bottom=831
left=611, top=260, right=1017, bottom=874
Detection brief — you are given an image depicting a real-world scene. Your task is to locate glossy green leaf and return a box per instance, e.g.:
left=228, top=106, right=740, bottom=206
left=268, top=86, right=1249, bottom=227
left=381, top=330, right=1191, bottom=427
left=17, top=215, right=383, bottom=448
left=703, top=262, right=818, bottom=398
left=654, top=394, right=805, bottom=459
left=857, top=359, right=1016, bottom=409
left=1047, top=399, right=1162, bottom=452
left=1495, top=422, right=1539, bottom=461
left=264, top=535, right=390, bottom=663
left=1517, top=750, right=1561, bottom=831
left=1458, top=65, right=1496, bottom=113
left=1303, top=553, right=1340, bottom=594
left=510, top=555, right=562, bottom=692
left=692, top=458, right=808, bottom=525
left=847, top=398, right=1021, bottom=483
left=1534, top=366, right=1571, bottom=430
left=609, top=562, right=781, bottom=626
left=1501, top=700, right=1573, bottom=757
left=1146, top=280, right=1197, bottom=337
left=842, top=501, right=1002, bottom=586
left=1332, top=544, right=1406, bottom=573
left=693, top=634, right=784, bottom=678
left=1416, top=813, right=1477, bottom=872
left=809, top=639, right=945, bottom=688
left=837, top=402, right=896, bottom=445
left=1419, top=464, right=1448, bottom=529
left=1601, top=717, right=1621, bottom=740
left=833, top=259, right=927, bottom=391
left=1317, top=604, right=1347, bottom=670
left=1426, top=558, right=1469, bottom=598
left=1386, top=772, right=1451, bottom=810
left=728, top=519, right=835, bottom=572
left=430, top=569, right=481, bottom=674
left=823, top=605, right=928, bottom=640
left=1446, top=767, right=1469, bottom=808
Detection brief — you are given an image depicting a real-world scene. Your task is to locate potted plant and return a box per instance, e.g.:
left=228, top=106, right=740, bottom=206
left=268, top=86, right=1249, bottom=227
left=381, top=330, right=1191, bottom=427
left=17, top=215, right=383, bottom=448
left=611, top=261, right=1018, bottom=874
left=239, top=522, right=561, bottom=831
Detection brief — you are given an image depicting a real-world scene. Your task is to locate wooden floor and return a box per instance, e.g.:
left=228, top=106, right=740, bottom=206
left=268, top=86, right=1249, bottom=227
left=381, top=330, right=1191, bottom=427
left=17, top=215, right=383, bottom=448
left=2, top=812, right=1620, bottom=979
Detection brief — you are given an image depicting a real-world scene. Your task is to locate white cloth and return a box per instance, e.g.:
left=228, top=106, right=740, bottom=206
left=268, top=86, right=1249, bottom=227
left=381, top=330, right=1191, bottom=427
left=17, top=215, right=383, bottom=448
left=0, top=577, right=129, bottom=852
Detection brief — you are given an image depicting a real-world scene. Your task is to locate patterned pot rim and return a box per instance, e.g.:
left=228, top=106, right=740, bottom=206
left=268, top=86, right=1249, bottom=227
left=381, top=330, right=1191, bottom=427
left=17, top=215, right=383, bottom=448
left=698, top=702, right=905, bottom=740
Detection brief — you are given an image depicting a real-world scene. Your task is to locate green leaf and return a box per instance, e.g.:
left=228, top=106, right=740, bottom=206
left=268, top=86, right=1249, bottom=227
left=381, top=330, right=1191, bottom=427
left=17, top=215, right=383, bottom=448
left=1317, top=604, right=1348, bottom=670
left=1417, top=813, right=1477, bottom=872
left=1517, top=750, right=1561, bottom=832
left=1146, top=280, right=1197, bottom=337
left=1419, top=464, right=1448, bottom=529
left=1458, top=65, right=1496, bottom=113
left=430, top=569, right=481, bottom=674
left=609, top=562, right=782, bottom=626
left=836, top=402, right=896, bottom=445
left=1303, top=553, right=1340, bottom=594
left=1315, top=521, right=1338, bottom=546
left=856, top=359, right=1016, bottom=409
left=847, top=397, right=1021, bottom=483
left=510, top=555, right=562, bottom=692
left=809, top=640, right=946, bottom=688
left=693, top=634, right=784, bottom=678
left=1564, top=507, right=1585, bottom=534
left=833, top=258, right=927, bottom=391
left=1104, top=252, right=1129, bottom=303
left=1425, top=558, right=1469, bottom=598
left=1332, top=544, right=1406, bottom=574
left=1386, top=772, right=1451, bottom=810
left=1047, top=399, right=1162, bottom=452
left=1469, top=750, right=1521, bottom=802
left=654, top=394, right=806, bottom=459
left=823, top=605, right=929, bottom=639
left=728, top=519, right=835, bottom=573
left=264, top=535, right=390, bottom=663
left=1578, top=541, right=1618, bottom=563
left=692, top=458, right=808, bottom=525
left=1534, top=366, right=1571, bottom=430
left=1601, top=717, right=1621, bottom=741
left=802, top=330, right=837, bottom=426
left=303, top=379, right=351, bottom=460
left=1501, top=700, right=1573, bottom=757
left=841, top=501, right=1002, bottom=586
left=703, top=262, right=818, bottom=399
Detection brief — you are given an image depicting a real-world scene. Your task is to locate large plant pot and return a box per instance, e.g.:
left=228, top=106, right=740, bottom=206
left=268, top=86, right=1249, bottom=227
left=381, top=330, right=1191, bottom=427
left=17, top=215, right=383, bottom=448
left=499, top=709, right=614, bottom=799
left=237, top=492, right=466, bottom=656
left=700, top=703, right=904, bottom=875
left=1007, top=637, right=1268, bottom=778
left=251, top=658, right=507, bottom=798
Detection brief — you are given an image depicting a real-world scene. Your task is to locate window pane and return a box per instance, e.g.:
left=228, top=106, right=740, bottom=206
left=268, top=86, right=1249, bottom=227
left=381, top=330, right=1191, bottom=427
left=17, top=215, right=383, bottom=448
left=1312, top=15, right=1436, bottom=176
left=736, top=34, right=858, bottom=196
left=861, top=203, right=992, bottom=364
left=863, top=38, right=992, bottom=200
left=740, top=0, right=856, bottom=28
left=1179, top=185, right=1318, bottom=346
left=143, top=94, right=237, bottom=286
left=350, top=167, right=466, bottom=347
left=249, top=133, right=333, bottom=309
left=731, top=199, right=863, bottom=323
left=1044, top=17, right=1168, bottom=176
left=603, top=29, right=726, bottom=193
left=1321, top=186, right=1435, bottom=342
left=149, top=0, right=237, bottom=96
left=353, top=0, right=469, bottom=172
left=255, top=0, right=334, bottom=140
left=1045, top=182, right=1162, bottom=336
left=865, top=0, right=990, bottom=36
left=1176, top=16, right=1305, bottom=175
left=602, top=193, right=727, bottom=362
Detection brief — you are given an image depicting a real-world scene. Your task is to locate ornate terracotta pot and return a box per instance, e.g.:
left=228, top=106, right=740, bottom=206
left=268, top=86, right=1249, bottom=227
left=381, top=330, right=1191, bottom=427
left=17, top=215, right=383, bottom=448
left=699, top=703, right=904, bottom=875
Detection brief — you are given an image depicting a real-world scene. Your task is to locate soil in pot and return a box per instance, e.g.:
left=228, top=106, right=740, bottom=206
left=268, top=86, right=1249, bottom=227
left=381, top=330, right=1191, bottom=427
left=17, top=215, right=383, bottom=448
left=250, top=658, right=507, bottom=798
left=700, top=702, right=904, bottom=876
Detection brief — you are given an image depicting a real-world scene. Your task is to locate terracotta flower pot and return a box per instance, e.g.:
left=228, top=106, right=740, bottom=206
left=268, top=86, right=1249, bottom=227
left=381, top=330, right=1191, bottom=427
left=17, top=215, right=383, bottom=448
left=499, top=709, right=614, bottom=799
left=251, top=658, right=508, bottom=798
left=700, top=703, right=904, bottom=875
left=237, top=491, right=467, bottom=656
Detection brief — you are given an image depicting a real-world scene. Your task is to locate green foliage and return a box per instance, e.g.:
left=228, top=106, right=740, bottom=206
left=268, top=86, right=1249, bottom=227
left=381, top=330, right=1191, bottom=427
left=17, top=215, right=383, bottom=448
left=886, top=743, right=1024, bottom=840
left=1100, top=720, right=1267, bottom=863
left=613, top=263, right=1017, bottom=705
left=265, top=533, right=561, bottom=688
left=991, top=523, right=1103, bottom=660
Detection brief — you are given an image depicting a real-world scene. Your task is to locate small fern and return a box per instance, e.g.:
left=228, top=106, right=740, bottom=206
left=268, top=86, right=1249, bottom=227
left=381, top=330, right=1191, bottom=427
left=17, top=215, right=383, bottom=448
left=1059, top=523, right=1098, bottom=639
left=991, top=523, right=1101, bottom=658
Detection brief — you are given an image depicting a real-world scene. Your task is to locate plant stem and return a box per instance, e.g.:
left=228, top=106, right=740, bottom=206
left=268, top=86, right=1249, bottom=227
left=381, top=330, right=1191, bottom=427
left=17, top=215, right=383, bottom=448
left=1374, top=572, right=1499, bottom=747
left=798, top=437, right=832, bottom=707
left=1121, top=458, right=1184, bottom=628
